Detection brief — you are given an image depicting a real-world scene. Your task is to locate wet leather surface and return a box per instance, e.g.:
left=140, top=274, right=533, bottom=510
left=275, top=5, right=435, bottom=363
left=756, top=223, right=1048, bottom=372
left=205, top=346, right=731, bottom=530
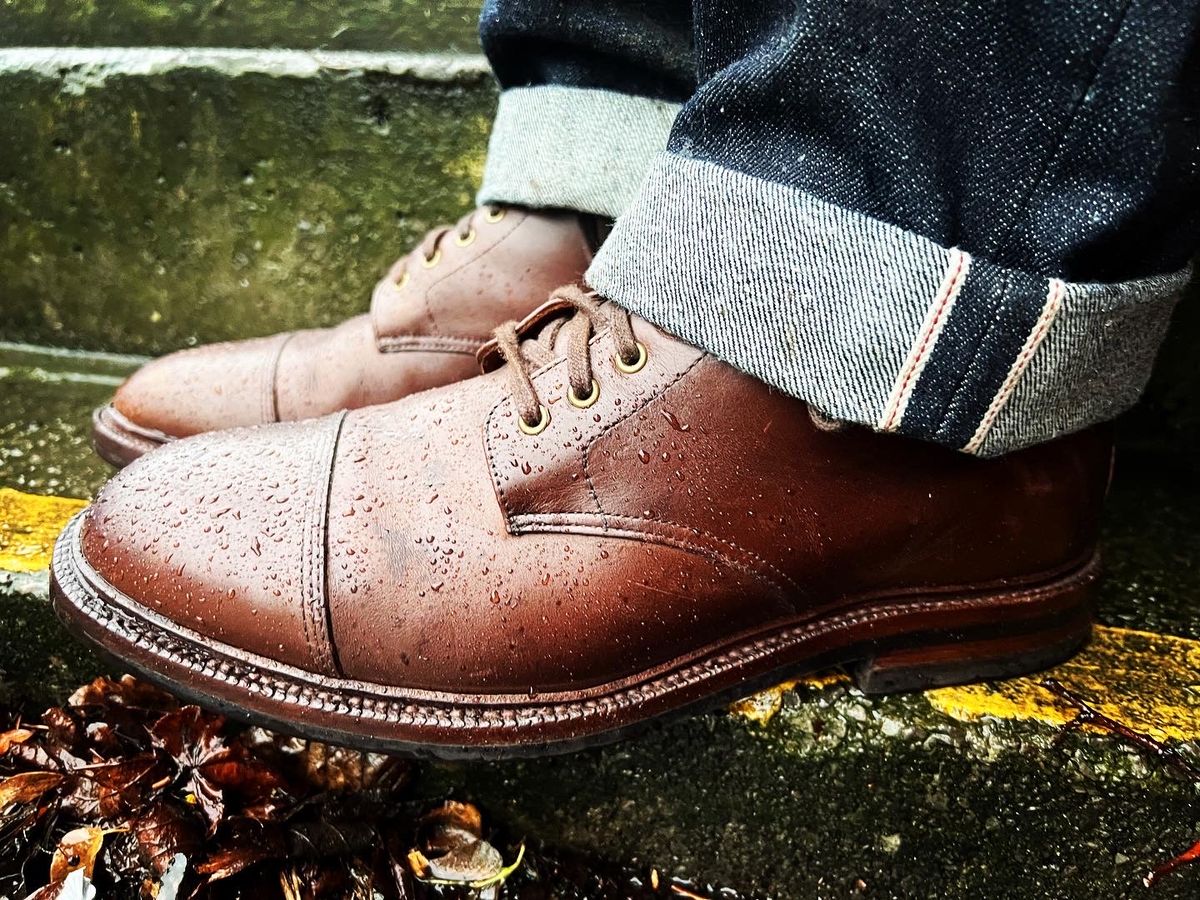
left=83, top=312, right=1112, bottom=695
left=112, top=208, right=594, bottom=438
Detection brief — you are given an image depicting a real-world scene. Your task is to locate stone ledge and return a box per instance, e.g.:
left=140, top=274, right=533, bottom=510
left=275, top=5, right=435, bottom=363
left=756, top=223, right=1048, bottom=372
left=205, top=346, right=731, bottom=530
left=0, top=1, right=484, bottom=53
left=0, top=55, right=497, bottom=355
left=0, top=46, right=491, bottom=86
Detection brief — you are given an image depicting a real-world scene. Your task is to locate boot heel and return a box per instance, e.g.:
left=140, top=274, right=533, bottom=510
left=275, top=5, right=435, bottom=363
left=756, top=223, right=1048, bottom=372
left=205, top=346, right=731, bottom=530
left=849, top=568, right=1097, bottom=695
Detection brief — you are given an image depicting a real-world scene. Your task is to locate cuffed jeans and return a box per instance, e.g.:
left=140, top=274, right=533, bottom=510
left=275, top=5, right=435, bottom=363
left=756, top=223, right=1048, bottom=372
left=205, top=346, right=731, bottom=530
left=478, top=0, right=1199, bottom=457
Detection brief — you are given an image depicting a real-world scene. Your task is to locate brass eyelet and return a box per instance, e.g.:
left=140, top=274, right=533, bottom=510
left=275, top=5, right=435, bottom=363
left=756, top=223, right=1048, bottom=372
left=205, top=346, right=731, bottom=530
left=614, top=341, right=648, bottom=375
left=395, top=270, right=410, bottom=288
left=454, top=229, right=476, bottom=247
left=485, top=207, right=507, bottom=224
left=518, top=405, right=550, bottom=436
left=567, top=379, right=600, bottom=409
left=421, top=249, right=442, bottom=269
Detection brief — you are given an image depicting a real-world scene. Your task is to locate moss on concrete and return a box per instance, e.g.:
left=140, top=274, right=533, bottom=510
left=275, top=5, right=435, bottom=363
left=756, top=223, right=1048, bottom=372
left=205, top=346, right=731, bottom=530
left=0, top=65, right=496, bottom=355
left=0, top=1, right=483, bottom=53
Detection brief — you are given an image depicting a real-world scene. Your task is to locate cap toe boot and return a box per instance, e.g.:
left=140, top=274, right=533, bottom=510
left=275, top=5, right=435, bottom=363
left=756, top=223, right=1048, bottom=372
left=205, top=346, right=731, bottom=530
left=55, top=291, right=1112, bottom=757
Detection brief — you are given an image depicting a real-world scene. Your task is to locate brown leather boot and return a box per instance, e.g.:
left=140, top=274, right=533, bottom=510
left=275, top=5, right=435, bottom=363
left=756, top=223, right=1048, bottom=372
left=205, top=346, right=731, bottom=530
left=53, top=288, right=1111, bottom=758
left=91, top=206, right=596, bottom=467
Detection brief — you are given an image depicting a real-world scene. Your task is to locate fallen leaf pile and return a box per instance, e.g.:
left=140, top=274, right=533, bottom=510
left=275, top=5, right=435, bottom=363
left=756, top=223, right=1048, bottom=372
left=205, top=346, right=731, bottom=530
left=0, top=676, right=753, bottom=900
left=0, top=675, right=512, bottom=899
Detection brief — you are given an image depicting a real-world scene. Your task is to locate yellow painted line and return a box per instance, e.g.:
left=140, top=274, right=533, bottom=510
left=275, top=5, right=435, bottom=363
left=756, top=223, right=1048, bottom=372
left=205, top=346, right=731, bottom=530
left=3, top=487, right=1197, bottom=742
left=729, top=674, right=844, bottom=725
left=733, top=625, right=1199, bottom=742
left=927, top=626, right=1200, bottom=743
left=0, top=487, right=87, bottom=573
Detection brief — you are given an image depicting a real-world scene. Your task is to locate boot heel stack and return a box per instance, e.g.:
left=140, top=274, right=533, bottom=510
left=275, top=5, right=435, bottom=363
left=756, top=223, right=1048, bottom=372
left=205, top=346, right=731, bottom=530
left=850, top=559, right=1099, bottom=695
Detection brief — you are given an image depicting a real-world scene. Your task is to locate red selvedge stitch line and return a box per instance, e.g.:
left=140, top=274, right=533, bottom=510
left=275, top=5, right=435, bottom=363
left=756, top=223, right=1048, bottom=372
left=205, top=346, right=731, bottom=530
left=881, top=249, right=969, bottom=431
left=963, top=277, right=1065, bottom=455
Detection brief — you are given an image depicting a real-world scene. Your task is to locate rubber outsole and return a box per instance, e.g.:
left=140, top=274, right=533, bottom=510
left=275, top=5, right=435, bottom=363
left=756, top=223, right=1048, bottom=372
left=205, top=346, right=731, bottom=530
left=50, top=511, right=1100, bottom=760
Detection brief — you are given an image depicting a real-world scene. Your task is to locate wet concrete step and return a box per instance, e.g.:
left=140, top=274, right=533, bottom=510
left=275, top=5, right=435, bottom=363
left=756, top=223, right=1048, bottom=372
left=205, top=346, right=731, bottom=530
left=0, top=45, right=495, bottom=356
left=0, top=1, right=484, bottom=52
left=1, top=343, right=1198, bottom=898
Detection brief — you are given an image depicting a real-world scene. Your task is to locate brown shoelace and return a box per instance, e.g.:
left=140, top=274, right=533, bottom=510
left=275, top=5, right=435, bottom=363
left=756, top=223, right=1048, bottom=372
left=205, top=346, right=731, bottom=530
left=492, top=285, right=641, bottom=429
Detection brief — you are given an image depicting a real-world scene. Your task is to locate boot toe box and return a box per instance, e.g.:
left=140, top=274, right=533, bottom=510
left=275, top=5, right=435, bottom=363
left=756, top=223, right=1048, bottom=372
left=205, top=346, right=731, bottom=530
left=79, top=414, right=345, bottom=675
left=112, top=333, right=292, bottom=439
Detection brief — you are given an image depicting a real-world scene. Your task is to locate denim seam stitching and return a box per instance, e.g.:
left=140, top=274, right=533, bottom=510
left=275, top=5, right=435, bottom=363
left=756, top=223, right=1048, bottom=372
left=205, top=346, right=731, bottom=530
left=881, top=248, right=970, bottom=431
left=963, top=278, right=1065, bottom=454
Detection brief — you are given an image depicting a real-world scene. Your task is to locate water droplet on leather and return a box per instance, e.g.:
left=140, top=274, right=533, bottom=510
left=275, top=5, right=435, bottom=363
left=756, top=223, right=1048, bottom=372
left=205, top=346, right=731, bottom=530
left=661, top=409, right=690, bottom=431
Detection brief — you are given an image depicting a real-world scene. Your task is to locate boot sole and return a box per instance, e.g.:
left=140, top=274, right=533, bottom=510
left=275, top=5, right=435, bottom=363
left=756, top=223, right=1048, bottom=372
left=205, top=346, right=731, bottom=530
left=91, top=404, right=171, bottom=469
left=50, top=512, right=1099, bottom=760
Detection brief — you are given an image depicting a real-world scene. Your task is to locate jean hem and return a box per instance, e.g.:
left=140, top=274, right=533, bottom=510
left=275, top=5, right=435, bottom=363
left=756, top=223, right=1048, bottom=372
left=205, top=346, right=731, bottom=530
left=478, top=86, right=680, bottom=219
left=586, top=153, right=1188, bottom=456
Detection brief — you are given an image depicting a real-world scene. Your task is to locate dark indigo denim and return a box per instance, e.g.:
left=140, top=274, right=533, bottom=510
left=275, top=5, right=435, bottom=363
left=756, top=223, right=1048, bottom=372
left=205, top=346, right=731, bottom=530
left=479, top=0, right=695, bottom=103
left=482, top=0, right=1200, bottom=284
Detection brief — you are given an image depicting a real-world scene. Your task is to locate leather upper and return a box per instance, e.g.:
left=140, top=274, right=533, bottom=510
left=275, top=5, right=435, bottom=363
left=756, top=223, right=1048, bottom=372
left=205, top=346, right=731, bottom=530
left=82, top=305, right=1112, bottom=694
left=111, top=208, right=594, bottom=439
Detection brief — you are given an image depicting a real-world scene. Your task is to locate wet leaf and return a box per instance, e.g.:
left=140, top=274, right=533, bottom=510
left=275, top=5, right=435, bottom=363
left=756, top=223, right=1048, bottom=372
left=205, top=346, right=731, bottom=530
left=42, top=707, right=82, bottom=750
left=294, top=741, right=390, bottom=793
left=150, top=706, right=285, bottom=833
left=68, top=675, right=179, bottom=715
left=49, top=826, right=105, bottom=882
left=196, top=844, right=277, bottom=881
left=149, top=706, right=226, bottom=763
left=426, top=836, right=504, bottom=882
left=418, top=842, right=527, bottom=891
left=411, top=801, right=525, bottom=889
left=0, top=771, right=64, bottom=808
left=280, top=868, right=303, bottom=900
left=422, top=799, right=483, bottom=842
left=195, top=818, right=285, bottom=882
left=22, top=868, right=96, bottom=900
left=61, top=755, right=166, bottom=819
left=0, top=726, right=34, bottom=755
left=406, top=848, right=431, bottom=879
left=133, top=801, right=203, bottom=877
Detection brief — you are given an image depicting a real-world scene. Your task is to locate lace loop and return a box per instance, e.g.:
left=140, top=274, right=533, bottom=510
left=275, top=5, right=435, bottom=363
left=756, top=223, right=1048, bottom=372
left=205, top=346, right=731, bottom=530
left=491, top=285, right=641, bottom=430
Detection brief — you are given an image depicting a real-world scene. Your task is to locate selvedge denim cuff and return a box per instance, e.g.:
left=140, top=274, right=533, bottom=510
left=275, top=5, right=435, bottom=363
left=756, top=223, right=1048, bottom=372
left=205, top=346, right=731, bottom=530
left=478, top=86, right=679, bottom=219
left=587, top=153, right=1188, bottom=457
